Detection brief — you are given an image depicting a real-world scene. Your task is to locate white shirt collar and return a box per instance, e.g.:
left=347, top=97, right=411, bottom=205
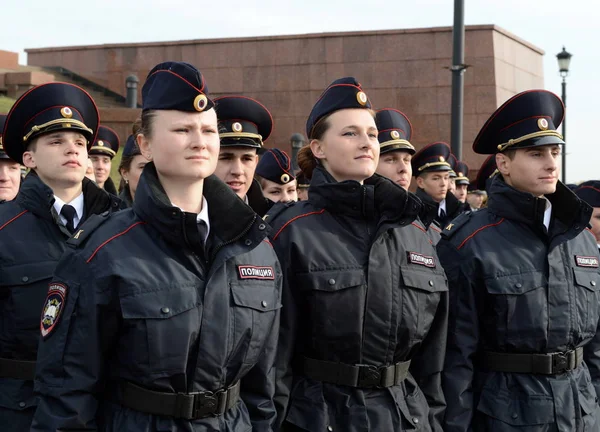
left=197, top=196, right=210, bottom=242
left=438, top=199, right=447, bottom=216
left=171, top=196, right=210, bottom=243
left=543, top=198, right=552, bottom=231
left=53, top=193, right=84, bottom=229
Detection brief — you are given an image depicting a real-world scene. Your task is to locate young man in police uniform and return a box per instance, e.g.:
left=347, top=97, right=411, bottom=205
left=89, top=125, right=120, bottom=195
left=439, top=89, right=600, bottom=431
left=375, top=108, right=440, bottom=243
left=412, top=142, right=463, bottom=228
left=0, top=83, right=121, bottom=430
left=213, top=96, right=273, bottom=216
left=0, top=115, right=21, bottom=202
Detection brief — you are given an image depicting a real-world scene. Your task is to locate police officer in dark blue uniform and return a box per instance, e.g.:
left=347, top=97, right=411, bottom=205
left=89, top=125, right=120, bottom=195
left=295, top=170, right=309, bottom=201
left=268, top=77, right=448, bottom=432
left=375, top=108, right=439, bottom=243
left=0, top=114, right=21, bottom=202
left=117, top=133, right=148, bottom=207
left=453, top=160, right=470, bottom=204
left=213, top=96, right=274, bottom=216
left=575, top=181, right=600, bottom=252
left=32, top=62, right=281, bottom=432
left=0, top=82, right=121, bottom=431
left=412, top=142, right=462, bottom=228
left=439, top=89, right=600, bottom=431
left=255, top=148, right=298, bottom=203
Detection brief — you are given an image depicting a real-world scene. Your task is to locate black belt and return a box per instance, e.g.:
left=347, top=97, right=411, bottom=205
left=118, top=381, right=240, bottom=420
left=483, top=347, right=584, bottom=375
left=0, top=357, right=36, bottom=380
left=303, top=357, right=411, bottom=388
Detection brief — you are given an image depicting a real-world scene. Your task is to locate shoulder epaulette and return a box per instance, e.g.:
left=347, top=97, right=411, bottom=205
left=263, top=200, right=296, bottom=224
left=441, top=210, right=473, bottom=239
left=66, top=211, right=112, bottom=248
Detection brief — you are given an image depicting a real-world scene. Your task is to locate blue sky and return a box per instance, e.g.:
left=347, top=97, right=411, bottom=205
left=3, top=0, right=598, bottom=182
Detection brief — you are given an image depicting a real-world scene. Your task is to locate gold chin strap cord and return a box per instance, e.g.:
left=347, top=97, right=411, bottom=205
left=380, top=139, right=414, bottom=150
left=23, top=119, right=93, bottom=142
left=418, top=161, right=451, bottom=172
left=496, top=130, right=563, bottom=152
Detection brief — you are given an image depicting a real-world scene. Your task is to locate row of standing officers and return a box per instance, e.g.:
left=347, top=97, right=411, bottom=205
left=0, top=61, right=599, bottom=431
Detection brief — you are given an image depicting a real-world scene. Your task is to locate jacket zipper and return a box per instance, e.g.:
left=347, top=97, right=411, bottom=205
left=210, top=214, right=258, bottom=262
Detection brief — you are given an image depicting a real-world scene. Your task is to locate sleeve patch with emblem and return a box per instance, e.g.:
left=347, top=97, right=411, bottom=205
left=41, top=283, right=68, bottom=338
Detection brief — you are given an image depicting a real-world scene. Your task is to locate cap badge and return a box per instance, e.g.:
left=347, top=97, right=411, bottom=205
left=391, top=130, right=400, bottom=139
left=356, top=91, right=368, bottom=106
left=232, top=122, right=243, bottom=133
left=194, top=94, right=208, bottom=112
left=439, top=156, right=445, bottom=162
left=98, top=140, right=104, bottom=147
left=537, top=118, right=549, bottom=131
left=457, top=172, right=463, bottom=177
left=60, top=107, right=73, bottom=118
left=281, top=173, right=290, bottom=184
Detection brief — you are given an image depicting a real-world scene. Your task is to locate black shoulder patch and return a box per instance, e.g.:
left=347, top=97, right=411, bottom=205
left=263, top=201, right=296, bottom=223
left=66, top=212, right=111, bottom=248
left=441, top=211, right=472, bottom=239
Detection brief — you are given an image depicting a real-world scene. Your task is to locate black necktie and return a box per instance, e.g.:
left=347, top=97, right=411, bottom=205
left=439, top=208, right=447, bottom=221
left=198, top=220, right=208, bottom=244
left=61, top=204, right=77, bottom=233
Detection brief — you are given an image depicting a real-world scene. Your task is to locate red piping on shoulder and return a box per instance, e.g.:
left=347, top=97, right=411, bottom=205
left=0, top=210, right=28, bottom=231
left=86, top=221, right=146, bottom=263
left=411, top=222, right=433, bottom=245
left=273, top=209, right=326, bottom=241
left=457, top=218, right=505, bottom=250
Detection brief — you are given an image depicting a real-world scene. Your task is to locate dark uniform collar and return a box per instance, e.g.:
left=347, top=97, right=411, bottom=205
left=415, top=188, right=462, bottom=228
left=308, top=165, right=421, bottom=224
left=16, top=171, right=119, bottom=222
left=487, top=175, right=591, bottom=236
left=133, top=162, right=262, bottom=250
left=246, top=179, right=273, bottom=217
left=119, top=187, right=133, bottom=208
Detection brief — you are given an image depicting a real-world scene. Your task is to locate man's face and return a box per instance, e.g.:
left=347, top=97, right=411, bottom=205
left=22, top=131, right=87, bottom=190
left=214, top=147, right=259, bottom=199
left=454, top=183, right=468, bottom=203
left=376, top=149, right=412, bottom=190
left=90, top=155, right=112, bottom=186
left=416, top=170, right=449, bottom=203
left=0, top=158, right=21, bottom=201
left=497, top=145, right=560, bottom=197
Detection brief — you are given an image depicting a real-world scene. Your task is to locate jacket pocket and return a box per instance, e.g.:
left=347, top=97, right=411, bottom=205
left=573, top=268, right=600, bottom=338
left=476, top=386, right=555, bottom=428
left=484, top=271, right=547, bottom=347
left=0, top=261, right=56, bottom=348
left=119, top=283, right=201, bottom=373
left=230, top=280, right=281, bottom=365
left=400, top=267, right=447, bottom=342
left=296, top=269, right=366, bottom=354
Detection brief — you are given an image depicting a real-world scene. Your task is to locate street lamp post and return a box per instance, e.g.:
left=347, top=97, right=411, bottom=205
left=290, top=133, right=306, bottom=172
left=556, top=47, right=572, bottom=184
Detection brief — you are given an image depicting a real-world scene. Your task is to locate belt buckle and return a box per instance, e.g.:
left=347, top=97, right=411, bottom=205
left=552, top=352, right=569, bottom=374
left=193, top=391, right=218, bottom=418
left=357, top=365, right=382, bottom=388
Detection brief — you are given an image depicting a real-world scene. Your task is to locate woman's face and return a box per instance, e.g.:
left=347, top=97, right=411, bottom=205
left=261, top=178, right=298, bottom=203
left=311, top=109, right=379, bottom=184
left=120, top=154, right=148, bottom=199
left=138, top=109, right=219, bottom=183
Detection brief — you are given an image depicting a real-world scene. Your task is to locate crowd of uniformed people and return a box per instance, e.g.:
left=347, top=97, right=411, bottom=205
left=0, top=61, right=599, bottom=431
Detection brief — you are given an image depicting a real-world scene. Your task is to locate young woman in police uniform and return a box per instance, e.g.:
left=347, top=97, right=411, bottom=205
left=266, top=77, right=448, bottom=432
left=32, top=62, right=282, bottom=432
